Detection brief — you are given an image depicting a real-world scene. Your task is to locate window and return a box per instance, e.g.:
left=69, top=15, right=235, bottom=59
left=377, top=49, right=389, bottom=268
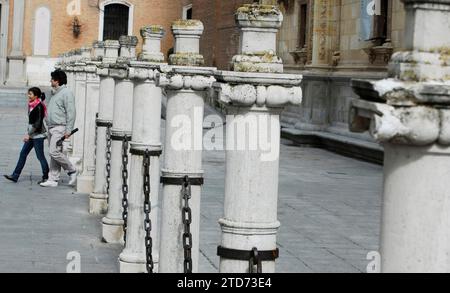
left=372, top=0, right=388, bottom=43
left=103, top=4, right=129, bottom=40
left=298, top=3, right=308, bottom=49
left=33, top=7, right=51, bottom=56
left=183, top=4, right=193, bottom=20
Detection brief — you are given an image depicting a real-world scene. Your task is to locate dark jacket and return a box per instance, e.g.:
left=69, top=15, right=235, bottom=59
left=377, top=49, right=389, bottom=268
left=28, top=103, right=47, bottom=138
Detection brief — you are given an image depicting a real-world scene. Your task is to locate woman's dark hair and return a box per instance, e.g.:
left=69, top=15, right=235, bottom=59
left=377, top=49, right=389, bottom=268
left=51, top=69, right=68, bottom=86
left=28, top=87, right=46, bottom=101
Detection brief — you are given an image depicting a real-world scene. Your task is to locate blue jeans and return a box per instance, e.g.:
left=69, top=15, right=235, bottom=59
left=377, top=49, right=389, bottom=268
left=12, top=138, right=50, bottom=181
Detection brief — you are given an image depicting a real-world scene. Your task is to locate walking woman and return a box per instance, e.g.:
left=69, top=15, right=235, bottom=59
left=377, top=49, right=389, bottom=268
left=4, top=88, right=50, bottom=184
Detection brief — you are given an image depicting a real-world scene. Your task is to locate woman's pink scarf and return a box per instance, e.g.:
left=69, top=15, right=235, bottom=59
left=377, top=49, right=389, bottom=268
left=29, top=99, right=48, bottom=117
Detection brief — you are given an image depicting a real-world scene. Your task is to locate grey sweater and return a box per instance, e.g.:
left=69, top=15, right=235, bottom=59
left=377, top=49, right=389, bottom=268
left=46, top=85, right=76, bottom=133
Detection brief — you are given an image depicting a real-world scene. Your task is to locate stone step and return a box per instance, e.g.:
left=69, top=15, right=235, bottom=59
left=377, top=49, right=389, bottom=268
left=281, top=127, right=384, bottom=165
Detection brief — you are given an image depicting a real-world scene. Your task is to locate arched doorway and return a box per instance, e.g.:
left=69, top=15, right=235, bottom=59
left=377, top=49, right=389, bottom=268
left=99, top=1, right=134, bottom=41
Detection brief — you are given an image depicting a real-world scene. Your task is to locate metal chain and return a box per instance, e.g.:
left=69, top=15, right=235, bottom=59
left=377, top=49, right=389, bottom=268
left=143, top=150, right=154, bottom=273
left=105, top=125, right=112, bottom=200
left=182, top=176, right=193, bottom=273
left=94, top=113, right=99, bottom=167
left=121, top=136, right=129, bottom=243
left=249, top=247, right=263, bottom=273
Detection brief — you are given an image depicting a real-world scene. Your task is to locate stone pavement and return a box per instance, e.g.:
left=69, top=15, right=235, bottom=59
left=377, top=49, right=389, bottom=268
left=0, top=105, right=382, bottom=273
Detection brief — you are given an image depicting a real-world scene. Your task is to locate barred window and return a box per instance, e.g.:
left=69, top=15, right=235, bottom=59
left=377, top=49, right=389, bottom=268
left=103, top=4, right=129, bottom=41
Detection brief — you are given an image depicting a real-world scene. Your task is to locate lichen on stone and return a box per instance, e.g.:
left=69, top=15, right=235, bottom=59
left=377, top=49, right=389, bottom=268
left=172, top=19, right=203, bottom=28
left=141, top=25, right=164, bottom=35
left=169, top=52, right=204, bottom=66
left=236, top=4, right=280, bottom=16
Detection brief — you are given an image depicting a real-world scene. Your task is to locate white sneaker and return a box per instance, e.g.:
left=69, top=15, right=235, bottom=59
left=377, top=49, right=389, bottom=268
left=68, top=172, right=77, bottom=186
left=40, top=180, right=58, bottom=188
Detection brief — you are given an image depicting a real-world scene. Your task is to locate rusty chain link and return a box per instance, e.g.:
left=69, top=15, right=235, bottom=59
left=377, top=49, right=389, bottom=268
left=143, top=149, right=154, bottom=273
left=121, top=135, right=129, bottom=243
left=105, top=125, right=112, bottom=200
left=181, top=176, right=193, bottom=273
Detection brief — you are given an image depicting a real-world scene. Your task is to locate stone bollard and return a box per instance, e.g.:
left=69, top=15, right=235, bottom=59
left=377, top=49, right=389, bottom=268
left=156, top=20, right=216, bottom=273
left=119, top=36, right=138, bottom=61
left=65, top=51, right=76, bottom=103
left=92, top=41, right=105, bottom=61
left=349, top=0, right=450, bottom=273
left=102, top=36, right=138, bottom=244
left=70, top=49, right=90, bottom=173
left=90, top=40, right=120, bottom=215
left=119, top=26, right=166, bottom=273
left=139, top=25, right=165, bottom=63
left=76, top=42, right=104, bottom=194
left=212, top=3, right=302, bottom=273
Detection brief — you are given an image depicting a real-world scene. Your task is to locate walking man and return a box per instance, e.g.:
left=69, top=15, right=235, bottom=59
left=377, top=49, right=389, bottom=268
left=40, top=69, right=77, bottom=188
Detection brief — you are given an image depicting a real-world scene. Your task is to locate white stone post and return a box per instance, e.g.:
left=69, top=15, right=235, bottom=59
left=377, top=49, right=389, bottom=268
left=213, top=4, right=302, bottom=273
left=156, top=20, right=216, bottom=273
left=70, top=55, right=89, bottom=172
left=139, top=25, right=165, bottom=63
left=349, top=0, right=450, bottom=273
left=89, top=40, right=120, bottom=215
left=92, top=41, right=105, bottom=61
left=77, top=56, right=102, bottom=193
left=102, top=37, right=138, bottom=243
left=119, top=26, right=166, bottom=273
left=103, top=40, right=121, bottom=64
left=6, top=0, right=26, bottom=86
left=119, top=36, right=138, bottom=61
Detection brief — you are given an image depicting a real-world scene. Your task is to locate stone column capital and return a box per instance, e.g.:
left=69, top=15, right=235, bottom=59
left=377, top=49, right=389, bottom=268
left=156, top=66, right=216, bottom=90
left=171, top=20, right=204, bottom=36
left=109, top=64, right=130, bottom=80
left=140, top=25, right=165, bottom=39
left=350, top=79, right=450, bottom=146
left=212, top=71, right=302, bottom=109
left=119, top=36, right=139, bottom=47
left=104, top=40, right=120, bottom=49
left=235, top=3, right=283, bottom=29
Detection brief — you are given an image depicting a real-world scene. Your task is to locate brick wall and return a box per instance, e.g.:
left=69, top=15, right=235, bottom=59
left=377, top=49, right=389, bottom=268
left=192, top=0, right=253, bottom=69
left=12, top=0, right=192, bottom=59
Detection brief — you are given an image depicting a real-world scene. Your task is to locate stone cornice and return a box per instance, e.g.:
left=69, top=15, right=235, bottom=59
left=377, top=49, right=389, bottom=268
left=155, top=66, right=216, bottom=90
left=350, top=98, right=450, bottom=146
left=212, top=82, right=302, bottom=108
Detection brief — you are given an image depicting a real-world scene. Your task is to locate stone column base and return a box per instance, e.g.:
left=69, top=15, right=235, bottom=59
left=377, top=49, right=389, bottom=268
left=119, top=260, right=147, bottom=274
left=89, top=192, right=108, bottom=215
left=101, top=217, right=124, bottom=244
left=76, top=175, right=94, bottom=194
left=119, top=251, right=159, bottom=273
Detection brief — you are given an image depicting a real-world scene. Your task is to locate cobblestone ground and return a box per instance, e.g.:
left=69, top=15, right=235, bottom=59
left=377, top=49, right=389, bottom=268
left=0, top=105, right=382, bottom=273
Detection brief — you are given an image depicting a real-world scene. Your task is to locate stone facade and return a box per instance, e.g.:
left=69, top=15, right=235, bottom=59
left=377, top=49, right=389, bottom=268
left=0, top=0, right=192, bottom=86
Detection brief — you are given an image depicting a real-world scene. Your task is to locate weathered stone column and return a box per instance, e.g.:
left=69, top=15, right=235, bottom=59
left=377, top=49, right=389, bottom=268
left=213, top=4, right=302, bottom=273
left=119, top=26, right=166, bottom=273
left=156, top=20, right=216, bottom=273
left=119, top=36, right=138, bottom=61
left=70, top=49, right=91, bottom=172
left=90, top=40, right=120, bottom=215
left=67, top=51, right=77, bottom=93
left=349, top=0, right=450, bottom=273
left=6, top=0, right=26, bottom=86
left=92, top=41, right=105, bottom=61
left=77, top=43, right=104, bottom=194
left=102, top=36, right=138, bottom=243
